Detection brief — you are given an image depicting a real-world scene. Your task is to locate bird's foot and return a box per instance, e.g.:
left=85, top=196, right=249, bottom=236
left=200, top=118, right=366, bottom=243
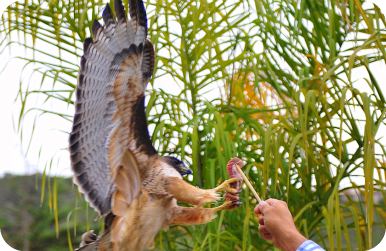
left=195, top=178, right=242, bottom=207
left=213, top=178, right=243, bottom=210
left=212, top=200, right=241, bottom=212
left=214, top=177, right=241, bottom=194
left=196, top=190, right=221, bottom=206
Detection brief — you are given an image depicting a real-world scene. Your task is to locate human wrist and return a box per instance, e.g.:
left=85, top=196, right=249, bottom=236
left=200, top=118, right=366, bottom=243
left=276, top=229, right=307, bottom=251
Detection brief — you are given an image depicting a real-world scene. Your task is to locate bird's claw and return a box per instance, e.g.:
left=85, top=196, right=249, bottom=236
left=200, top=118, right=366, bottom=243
left=212, top=200, right=242, bottom=211
left=214, top=177, right=242, bottom=194
left=197, top=190, right=221, bottom=206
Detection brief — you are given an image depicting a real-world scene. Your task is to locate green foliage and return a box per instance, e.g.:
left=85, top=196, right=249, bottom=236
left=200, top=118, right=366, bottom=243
left=0, top=175, right=99, bottom=250
left=1, top=0, right=385, bottom=250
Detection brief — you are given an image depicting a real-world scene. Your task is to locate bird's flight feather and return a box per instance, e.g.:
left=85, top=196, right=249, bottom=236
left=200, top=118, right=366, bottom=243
left=71, top=2, right=242, bottom=250
left=69, top=0, right=154, bottom=216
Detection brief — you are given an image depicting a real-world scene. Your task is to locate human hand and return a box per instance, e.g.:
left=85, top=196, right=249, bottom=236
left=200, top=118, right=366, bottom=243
left=254, top=199, right=306, bottom=251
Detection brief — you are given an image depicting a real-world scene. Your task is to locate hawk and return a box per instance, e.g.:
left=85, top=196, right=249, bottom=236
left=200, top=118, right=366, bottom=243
left=69, top=0, right=240, bottom=250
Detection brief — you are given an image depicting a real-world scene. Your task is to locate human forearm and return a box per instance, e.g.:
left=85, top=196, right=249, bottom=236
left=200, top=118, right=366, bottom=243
left=275, top=229, right=307, bottom=251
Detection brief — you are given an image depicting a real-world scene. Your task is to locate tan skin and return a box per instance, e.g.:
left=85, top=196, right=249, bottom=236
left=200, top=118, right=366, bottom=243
left=254, top=199, right=307, bottom=251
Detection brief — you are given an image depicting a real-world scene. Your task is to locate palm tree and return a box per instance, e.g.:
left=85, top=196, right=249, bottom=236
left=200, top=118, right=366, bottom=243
left=1, top=0, right=385, bottom=250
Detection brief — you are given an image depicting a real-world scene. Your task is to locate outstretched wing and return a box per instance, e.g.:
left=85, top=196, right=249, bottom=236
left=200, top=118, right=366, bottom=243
left=69, top=0, right=155, bottom=215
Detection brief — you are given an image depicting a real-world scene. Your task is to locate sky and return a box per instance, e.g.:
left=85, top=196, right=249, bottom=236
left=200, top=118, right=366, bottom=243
left=0, top=0, right=385, bottom=178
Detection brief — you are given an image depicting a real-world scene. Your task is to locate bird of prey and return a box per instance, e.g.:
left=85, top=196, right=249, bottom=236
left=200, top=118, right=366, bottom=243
left=69, top=0, right=240, bottom=250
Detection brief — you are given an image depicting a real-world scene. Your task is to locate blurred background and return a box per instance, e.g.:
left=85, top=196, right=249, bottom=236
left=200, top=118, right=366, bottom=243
left=0, top=0, right=385, bottom=250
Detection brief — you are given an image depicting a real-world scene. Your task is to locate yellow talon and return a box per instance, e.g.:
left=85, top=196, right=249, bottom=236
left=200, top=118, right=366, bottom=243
left=214, top=178, right=241, bottom=193
left=212, top=200, right=241, bottom=211
left=212, top=201, right=233, bottom=211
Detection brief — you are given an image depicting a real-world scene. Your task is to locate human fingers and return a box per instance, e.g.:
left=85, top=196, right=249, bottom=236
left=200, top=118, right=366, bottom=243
left=266, top=198, right=289, bottom=209
left=259, top=229, right=272, bottom=240
left=265, top=198, right=282, bottom=206
left=255, top=200, right=269, bottom=215
left=258, top=225, right=273, bottom=240
left=258, top=215, right=264, bottom=225
left=254, top=205, right=260, bottom=215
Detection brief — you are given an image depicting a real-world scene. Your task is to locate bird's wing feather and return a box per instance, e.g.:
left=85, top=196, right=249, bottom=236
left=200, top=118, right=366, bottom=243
left=69, top=0, right=154, bottom=215
left=111, top=150, right=141, bottom=217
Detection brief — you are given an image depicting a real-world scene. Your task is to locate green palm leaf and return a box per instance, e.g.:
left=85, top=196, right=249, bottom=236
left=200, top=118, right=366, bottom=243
left=1, top=0, right=385, bottom=250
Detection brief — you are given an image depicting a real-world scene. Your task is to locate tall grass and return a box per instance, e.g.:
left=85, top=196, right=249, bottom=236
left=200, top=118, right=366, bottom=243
left=1, top=0, right=385, bottom=250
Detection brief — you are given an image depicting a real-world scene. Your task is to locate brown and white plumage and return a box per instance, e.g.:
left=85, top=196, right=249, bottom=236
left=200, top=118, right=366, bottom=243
left=69, top=1, right=241, bottom=250
left=70, top=0, right=152, bottom=216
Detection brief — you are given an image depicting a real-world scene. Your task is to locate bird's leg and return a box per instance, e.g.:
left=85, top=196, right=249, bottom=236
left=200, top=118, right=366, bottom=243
left=165, top=177, right=220, bottom=206
left=212, top=200, right=241, bottom=211
left=213, top=177, right=241, bottom=194
left=167, top=202, right=239, bottom=226
left=165, top=177, right=242, bottom=207
left=167, top=206, right=216, bottom=225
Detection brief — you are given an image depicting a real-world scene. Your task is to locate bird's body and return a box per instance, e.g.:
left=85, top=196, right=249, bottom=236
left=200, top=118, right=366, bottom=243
left=69, top=1, right=241, bottom=250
